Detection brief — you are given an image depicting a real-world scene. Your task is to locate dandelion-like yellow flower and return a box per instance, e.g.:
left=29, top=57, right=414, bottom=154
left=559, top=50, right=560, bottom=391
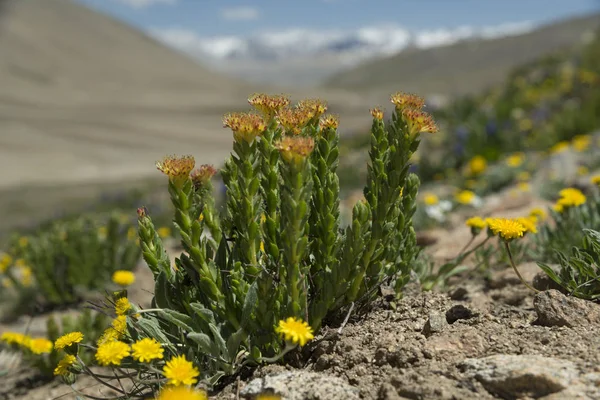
left=54, top=354, right=76, bottom=376
left=466, top=216, right=486, bottom=230
left=401, top=108, right=438, bottom=136
left=112, top=270, right=135, bottom=287
left=275, top=136, right=315, bottom=166
left=517, top=182, right=531, bottom=192
left=468, top=156, right=487, bottom=176
left=115, top=297, right=131, bottom=316
left=487, top=218, right=527, bottom=241
left=423, top=193, right=439, bottom=206
left=0, top=253, right=12, bottom=273
left=556, top=188, right=586, bottom=208
left=18, top=236, right=29, bottom=248
left=157, top=227, right=171, bottom=239
left=455, top=190, right=476, bottom=205
left=506, top=152, right=525, bottom=167
left=390, top=92, right=425, bottom=110
left=54, top=332, right=84, bottom=350
left=370, top=107, right=384, bottom=120
left=110, top=315, right=128, bottom=338
left=28, top=338, right=53, bottom=354
left=0, top=332, right=30, bottom=346
left=163, top=355, right=200, bottom=386
left=529, top=207, right=547, bottom=221
left=591, top=175, right=600, bottom=186
left=156, top=155, right=195, bottom=182
left=577, top=166, right=589, bottom=176
left=296, top=98, right=328, bottom=120
left=96, top=327, right=120, bottom=346
left=516, top=217, right=538, bottom=234
left=572, top=135, right=591, bottom=152
left=223, top=112, right=267, bottom=143
left=319, top=114, right=340, bottom=130
left=19, top=266, right=33, bottom=287
left=95, top=340, right=130, bottom=366
left=550, top=141, right=569, bottom=154
left=155, top=386, right=208, bottom=400
left=248, top=93, right=290, bottom=119
left=131, top=338, right=164, bottom=363
left=275, top=317, right=314, bottom=347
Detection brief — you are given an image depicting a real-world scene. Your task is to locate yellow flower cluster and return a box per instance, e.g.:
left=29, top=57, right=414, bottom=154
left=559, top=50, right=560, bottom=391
left=115, top=297, right=131, bottom=316
left=223, top=112, right=267, bottom=143
left=190, top=164, right=217, bottom=187
left=390, top=92, right=438, bottom=136
left=505, top=152, right=525, bottom=167
left=0, top=332, right=52, bottom=354
left=572, top=135, right=591, bottom=152
left=248, top=93, right=290, bottom=120
left=275, top=136, right=315, bottom=166
left=553, top=188, right=586, bottom=213
left=0, top=253, right=12, bottom=273
left=156, top=155, right=196, bottom=181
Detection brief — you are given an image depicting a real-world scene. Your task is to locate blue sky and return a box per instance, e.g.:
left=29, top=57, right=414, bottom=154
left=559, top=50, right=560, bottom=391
left=75, top=0, right=600, bottom=38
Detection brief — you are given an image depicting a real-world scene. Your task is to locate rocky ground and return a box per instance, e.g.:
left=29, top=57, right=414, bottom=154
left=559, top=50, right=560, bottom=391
left=1, top=187, right=600, bottom=400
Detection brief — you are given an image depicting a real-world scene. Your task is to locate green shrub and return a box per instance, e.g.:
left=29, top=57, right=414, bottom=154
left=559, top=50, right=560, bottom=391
left=51, top=92, right=438, bottom=395
left=538, top=228, right=600, bottom=300
left=531, top=189, right=600, bottom=263
left=1, top=212, right=140, bottom=314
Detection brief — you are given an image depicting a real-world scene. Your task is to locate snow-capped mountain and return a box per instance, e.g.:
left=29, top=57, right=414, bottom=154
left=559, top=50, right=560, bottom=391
left=150, top=21, right=536, bottom=86
left=152, top=21, right=535, bottom=62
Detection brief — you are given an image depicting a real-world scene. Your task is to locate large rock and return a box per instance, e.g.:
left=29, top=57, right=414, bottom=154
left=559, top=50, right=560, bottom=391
left=533, top=289, right=600, bottom=328
left=460, top=354, right=599, bottom=399
left=240, top=370, right=360, bottom=400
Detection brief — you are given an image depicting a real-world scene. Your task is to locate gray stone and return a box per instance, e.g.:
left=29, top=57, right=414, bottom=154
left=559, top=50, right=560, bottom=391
left=240, top=370, right=360, bottom=400
left=422, top=312, right=448, bottom=336
left=533, top=289, right=600, bottom=327
left=532, top=271, right=565, bottom=292
left=460, top=355, right=581, bottom=399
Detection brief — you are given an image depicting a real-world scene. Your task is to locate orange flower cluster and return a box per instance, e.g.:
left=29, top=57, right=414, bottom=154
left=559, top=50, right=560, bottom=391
left=275, top=136, right=315, bottom=166
left=223, top=112, right=267, bottom=143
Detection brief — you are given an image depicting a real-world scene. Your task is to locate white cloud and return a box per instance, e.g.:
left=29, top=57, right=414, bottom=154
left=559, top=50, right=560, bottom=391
left=112, top=0, right=177, bottom=9
left=220, top=6, right=260, bottom=21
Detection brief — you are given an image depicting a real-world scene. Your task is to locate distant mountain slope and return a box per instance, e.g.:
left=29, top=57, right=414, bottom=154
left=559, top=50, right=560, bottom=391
left=323, top=13, right=600, bottom=97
